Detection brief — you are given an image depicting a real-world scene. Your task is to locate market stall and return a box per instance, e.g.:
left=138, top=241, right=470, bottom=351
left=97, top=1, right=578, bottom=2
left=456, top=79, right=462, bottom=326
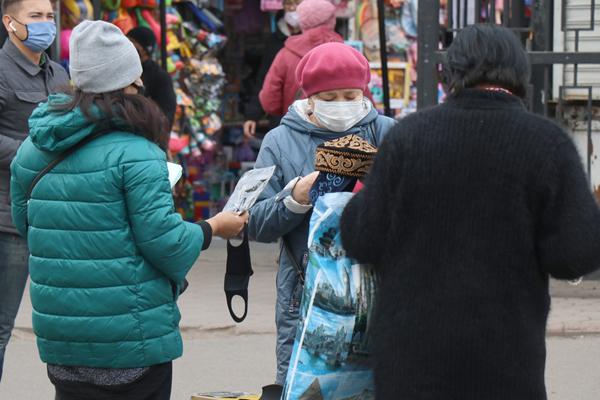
left=54, top=0, right=427, bottom=224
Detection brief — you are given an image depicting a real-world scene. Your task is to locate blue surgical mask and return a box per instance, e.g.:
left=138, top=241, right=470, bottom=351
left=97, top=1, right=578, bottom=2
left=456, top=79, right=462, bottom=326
left=9, top=17, right=56, bottom=53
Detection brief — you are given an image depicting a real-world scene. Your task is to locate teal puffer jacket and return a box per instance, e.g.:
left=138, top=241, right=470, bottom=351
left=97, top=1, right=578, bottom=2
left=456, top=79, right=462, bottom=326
left=10, top=94, right=205, bottom=368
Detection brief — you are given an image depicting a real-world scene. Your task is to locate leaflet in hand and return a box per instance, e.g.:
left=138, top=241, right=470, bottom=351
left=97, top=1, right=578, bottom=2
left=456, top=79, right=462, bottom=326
left=223, top=166, right=276, bottom=213
left=167, top=162, right=183, bottom=188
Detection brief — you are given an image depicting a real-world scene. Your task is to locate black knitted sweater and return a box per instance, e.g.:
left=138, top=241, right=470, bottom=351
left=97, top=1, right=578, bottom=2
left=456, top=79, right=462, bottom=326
left=340, top=89, right=600, bottom=400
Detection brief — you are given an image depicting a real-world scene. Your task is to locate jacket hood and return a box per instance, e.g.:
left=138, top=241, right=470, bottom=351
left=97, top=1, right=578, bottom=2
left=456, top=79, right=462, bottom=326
left=281, top=98, right=380, bottom=140
left=28, top=93, right=128, bottom=152
left=276, top=17, right=292, bottom=38
left=284, top=26, right=343, bottom=58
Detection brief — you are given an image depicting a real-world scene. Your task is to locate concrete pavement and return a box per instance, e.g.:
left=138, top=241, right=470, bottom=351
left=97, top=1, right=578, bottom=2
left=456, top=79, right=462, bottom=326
left=5, top=333, right=599, bottom=400
left=4, top=240, right=600, bottom=399
left=12, top=239, right=600, bottom=339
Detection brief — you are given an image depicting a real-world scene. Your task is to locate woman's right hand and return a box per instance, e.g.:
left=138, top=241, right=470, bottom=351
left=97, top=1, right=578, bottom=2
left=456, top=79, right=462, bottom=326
left=243, top=120, right=257, bottom=139
left=207, top=211, right=250, bottom=239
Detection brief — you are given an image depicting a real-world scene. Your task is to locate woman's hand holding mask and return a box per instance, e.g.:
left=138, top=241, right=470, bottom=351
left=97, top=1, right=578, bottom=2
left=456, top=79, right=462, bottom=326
left=207, top=211, right=249, bottom=238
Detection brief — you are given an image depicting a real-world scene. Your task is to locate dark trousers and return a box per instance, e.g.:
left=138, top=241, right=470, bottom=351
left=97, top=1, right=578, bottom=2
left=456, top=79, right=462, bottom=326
left=53, top=362, right=172, bottom=400
left=0, top=231, right=30, bottom=382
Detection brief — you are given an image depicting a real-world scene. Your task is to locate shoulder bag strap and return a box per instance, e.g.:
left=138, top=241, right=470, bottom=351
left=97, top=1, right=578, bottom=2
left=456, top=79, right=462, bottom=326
left=282, top=234, right=305, bottom=285
left=26, top=128, right=114, bottom=229
left=369, top=121, right=378, bottom=146
left=28, top=128, right=114, bottom=199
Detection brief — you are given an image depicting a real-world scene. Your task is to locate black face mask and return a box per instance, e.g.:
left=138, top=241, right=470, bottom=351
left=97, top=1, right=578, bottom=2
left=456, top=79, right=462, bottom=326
left=131, top=82, right=146, bottom=96
left=224, top=223, right=253, bottom=323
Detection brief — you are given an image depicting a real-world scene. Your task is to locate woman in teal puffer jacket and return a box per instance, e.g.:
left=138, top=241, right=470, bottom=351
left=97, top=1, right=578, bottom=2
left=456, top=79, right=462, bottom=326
left=9, top=21, right=248, bottom=399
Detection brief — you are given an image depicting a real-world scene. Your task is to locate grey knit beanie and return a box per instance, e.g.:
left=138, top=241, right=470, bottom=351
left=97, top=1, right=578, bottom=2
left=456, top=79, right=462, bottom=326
left=70, top=21, right=143, bottom=93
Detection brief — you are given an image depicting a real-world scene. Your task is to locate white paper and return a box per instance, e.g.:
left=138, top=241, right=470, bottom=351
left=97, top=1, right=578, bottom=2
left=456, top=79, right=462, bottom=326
left=167, top=162, right=183, bottom=188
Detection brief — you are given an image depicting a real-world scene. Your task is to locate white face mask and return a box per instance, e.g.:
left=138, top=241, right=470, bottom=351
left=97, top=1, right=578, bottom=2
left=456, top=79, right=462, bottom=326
left=311, top=98, right=371, bottom=132
left=284, top=11, right=301, bottom=28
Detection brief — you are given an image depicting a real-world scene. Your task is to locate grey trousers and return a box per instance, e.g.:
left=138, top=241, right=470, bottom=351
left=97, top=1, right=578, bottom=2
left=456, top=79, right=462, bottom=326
left=0, top=231, right=29, bottom=382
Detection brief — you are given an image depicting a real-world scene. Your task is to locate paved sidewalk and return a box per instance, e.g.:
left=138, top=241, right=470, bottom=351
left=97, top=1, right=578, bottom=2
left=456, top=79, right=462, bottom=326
left=12, top=240, right=600, bottom=337
left=547, top=281, right=600, bottom=336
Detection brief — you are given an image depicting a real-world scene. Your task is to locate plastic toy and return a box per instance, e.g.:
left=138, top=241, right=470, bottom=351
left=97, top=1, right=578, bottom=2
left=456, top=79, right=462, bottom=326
left=166, top=30, right=180, bottom=51
left=190, top=140, right=201, bottom=158
left=134, top=8, right=151, bottom=28
left=201, top=7, right=224, bottom=28
left=112, top=8, right=135, bottom=34
left=60, top=29, right=72, bottom=61
left=175, top=88, right=193, bottom=106
left=106, top=9, right=118, bottom=21
left=170, top=134, right=190, bottom=153
left=179, top=42, right=193, bottom=58
left=167, top=57, right=176, bottom=74
left=202, top=113, right=222, bottom=135
left=61, top=0, right=94, bottom=29
left=169, top=54, right=184, bottom=73
left=187, top=3, right=217, bottom=31
left=141, top=9, right=162, bottom=44
left=121, top=0, right=136, bottom=8
left=101, top=0, right=121, bottom=11
left=166, top=12, right=180, bottom=26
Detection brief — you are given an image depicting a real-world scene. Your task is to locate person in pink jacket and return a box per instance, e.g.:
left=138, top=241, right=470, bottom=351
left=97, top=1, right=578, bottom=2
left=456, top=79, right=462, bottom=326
left=259, top=0, right=343, bottom=117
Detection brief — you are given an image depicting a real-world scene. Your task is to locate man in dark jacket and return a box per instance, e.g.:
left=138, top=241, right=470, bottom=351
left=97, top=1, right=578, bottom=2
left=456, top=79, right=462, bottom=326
left=0, top=0, right=69, bottom=381
left=127, top=26, right=176, bottom=127
left=242, top=3, right=302, bottom=139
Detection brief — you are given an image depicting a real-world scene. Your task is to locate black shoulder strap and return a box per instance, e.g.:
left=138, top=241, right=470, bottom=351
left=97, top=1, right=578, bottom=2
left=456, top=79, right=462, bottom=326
left=26, top=128, right=114, bottom=231
left=28, top=129, right=113, bottom=200
left=282, top=235, right=305, bottom=285
left=369, top=121, right=378, bottom=146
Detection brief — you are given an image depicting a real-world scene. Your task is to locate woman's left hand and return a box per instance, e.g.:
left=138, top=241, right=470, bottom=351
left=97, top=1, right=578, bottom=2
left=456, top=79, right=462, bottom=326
left=291, top=172, right=319, bottom=205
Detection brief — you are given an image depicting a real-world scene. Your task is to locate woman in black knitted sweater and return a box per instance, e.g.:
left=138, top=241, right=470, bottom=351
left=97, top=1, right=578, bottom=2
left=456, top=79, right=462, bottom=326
left=340, top=24, right=600, bottom=400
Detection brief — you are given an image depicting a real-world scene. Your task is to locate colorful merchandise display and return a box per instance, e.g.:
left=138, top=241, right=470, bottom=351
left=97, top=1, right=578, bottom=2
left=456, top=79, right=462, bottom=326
left=355, top=0, right=418, bottom=116
left=368, top=61, right=410, bottom=114
left=164, top=3, right=231, bottom=221
left=54, top=0, right=438, bottom=222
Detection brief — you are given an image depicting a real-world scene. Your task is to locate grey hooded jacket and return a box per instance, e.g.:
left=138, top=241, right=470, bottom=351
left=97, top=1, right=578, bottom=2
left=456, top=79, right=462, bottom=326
left=0, top=39, right=69, bottom=234
left=248, top=101, right=396, bottom=384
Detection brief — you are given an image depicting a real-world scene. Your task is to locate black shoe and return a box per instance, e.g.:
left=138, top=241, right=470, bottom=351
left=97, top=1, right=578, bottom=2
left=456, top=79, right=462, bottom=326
left=258, top=384, right=284, bottom=400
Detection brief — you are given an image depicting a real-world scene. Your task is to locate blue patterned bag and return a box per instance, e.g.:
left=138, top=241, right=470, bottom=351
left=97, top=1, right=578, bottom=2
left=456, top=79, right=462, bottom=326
left=282, top=192, right=377, bottom=400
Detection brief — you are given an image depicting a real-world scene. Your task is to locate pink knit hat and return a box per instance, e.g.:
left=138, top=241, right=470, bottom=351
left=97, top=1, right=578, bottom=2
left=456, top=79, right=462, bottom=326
left=296, top=0, right=336, bottom=32
left=295, top=42, right=371, bottom=97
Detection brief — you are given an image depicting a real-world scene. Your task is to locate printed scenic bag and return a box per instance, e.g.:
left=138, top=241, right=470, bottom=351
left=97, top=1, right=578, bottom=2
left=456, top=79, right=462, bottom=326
left=282, top=192, right=377, bottom=400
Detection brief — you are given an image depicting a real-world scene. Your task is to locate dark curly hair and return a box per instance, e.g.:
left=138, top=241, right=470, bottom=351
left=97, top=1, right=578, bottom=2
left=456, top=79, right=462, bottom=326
left=441, top=23, right=531, bottom=99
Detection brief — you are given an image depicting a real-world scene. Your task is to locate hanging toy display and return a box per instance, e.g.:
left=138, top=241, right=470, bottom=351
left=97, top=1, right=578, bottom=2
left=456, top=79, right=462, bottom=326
left=163, top=2, right=230, bottom=222
left=57, top=0, right=229, bottom=222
